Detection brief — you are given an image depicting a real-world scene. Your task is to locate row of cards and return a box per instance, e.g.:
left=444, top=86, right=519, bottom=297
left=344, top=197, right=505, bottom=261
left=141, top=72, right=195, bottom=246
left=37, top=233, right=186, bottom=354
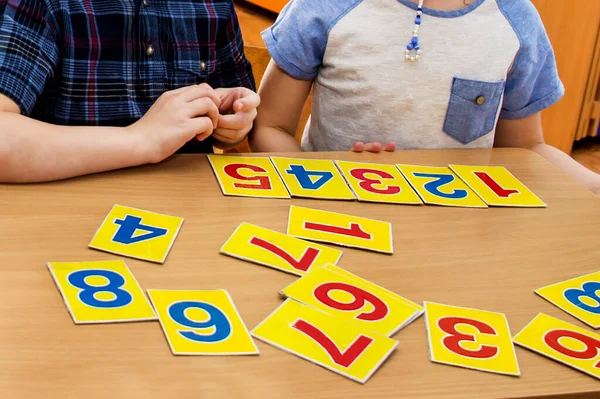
left=208, top=155, right=546, bottom=208
left=47, top=256, right=600, bottom=383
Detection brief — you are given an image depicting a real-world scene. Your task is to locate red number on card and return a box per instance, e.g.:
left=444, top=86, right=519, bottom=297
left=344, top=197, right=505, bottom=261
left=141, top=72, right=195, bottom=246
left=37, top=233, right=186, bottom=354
left=249, top=237, right=320, bottom=272
left=304, top=222, right=371, bottom=240
left=473, top=172, right=519, bottom=198
left=544, top=329, right=600, bottom=368
left=350, top=168, right=401, bottom=195
left=314, top=282, right=388, bottom=321
left=438, top=317, right=499, bottom=359
left=223, top=164, right=272, bottom=189
left=292, top=319, right=373, bottom=367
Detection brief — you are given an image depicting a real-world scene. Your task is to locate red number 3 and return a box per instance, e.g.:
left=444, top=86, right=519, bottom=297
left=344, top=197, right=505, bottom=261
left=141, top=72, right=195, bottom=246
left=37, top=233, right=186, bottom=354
left=544, top=329, right=600, bottom=368
left=350, top=168, right=401, bottom=195
left=224, top=164, right=271, bottom=189
left=438, top=317, right=499, bottom=359
left=314, top=282, right=388, bottom=321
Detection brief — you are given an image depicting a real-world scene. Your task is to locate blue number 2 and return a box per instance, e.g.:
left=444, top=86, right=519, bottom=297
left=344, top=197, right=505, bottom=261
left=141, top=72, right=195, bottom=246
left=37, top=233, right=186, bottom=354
left=168, top=301, right=232, bottom=343
left=565, top=282, right=600, bottom=314
left=68, top=269, right=133, bottom=308
left=286, top=165, right=333, bottom=190
left=412, top=172, right=467, bottom=199
left=113, top=215, right=168, bottom=244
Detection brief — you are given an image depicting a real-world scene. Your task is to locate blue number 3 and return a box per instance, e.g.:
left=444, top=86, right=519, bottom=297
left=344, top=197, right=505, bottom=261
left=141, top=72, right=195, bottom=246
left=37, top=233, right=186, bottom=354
left=169, top=301, right=232, bottom=343
left=565, top=282, right=600, bottom=314
left=68, top=270, right=133, bottom=308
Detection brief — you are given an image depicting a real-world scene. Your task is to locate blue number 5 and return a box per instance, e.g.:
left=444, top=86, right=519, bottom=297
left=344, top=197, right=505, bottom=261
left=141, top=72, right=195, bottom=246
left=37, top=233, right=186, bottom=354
left=113, top=215, right=168, bottom=244
left=68, top=269, right=133, bottom=308
left=565, top=282, right=600, bottom=314
left=168, top=301, right=232, bottom=343
left=413, top=172, right=467, bottom=199
left=286, top=165, right=333, bottom=190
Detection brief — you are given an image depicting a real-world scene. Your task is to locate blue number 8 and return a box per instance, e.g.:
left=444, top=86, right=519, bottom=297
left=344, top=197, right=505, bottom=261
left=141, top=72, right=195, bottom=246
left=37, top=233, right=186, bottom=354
left=68, top=269, right=133, bottom=308
left=168, top=301, right=232, bottom=343
left=565, top=282, right=600, bottom=314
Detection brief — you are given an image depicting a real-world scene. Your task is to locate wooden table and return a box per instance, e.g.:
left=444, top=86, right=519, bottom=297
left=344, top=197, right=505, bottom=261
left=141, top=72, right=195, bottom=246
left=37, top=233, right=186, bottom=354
left=1, top=149, right=599, bottom=399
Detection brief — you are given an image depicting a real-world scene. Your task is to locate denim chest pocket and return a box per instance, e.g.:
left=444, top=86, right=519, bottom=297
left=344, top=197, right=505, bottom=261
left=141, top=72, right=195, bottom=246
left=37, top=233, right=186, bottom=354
left=443, top=77, right=506, bottom=144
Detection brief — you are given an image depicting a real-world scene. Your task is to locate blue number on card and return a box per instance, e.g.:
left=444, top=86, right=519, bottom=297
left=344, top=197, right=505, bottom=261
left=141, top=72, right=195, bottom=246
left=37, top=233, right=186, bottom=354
left=412, top=172, right=468, bottom=199
left=286, top=165, right=333, bottom=190
left=68, top=269, right=133, bottom=308
left=168, top=301, right=232, bottom=343
left=565, top=282, right=600, bottom=314
left=112, top=215, right=168, bottom=244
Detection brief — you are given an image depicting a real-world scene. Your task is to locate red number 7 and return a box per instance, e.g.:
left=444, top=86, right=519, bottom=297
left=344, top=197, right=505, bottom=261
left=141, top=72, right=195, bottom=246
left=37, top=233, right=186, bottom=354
left=292, top=319, right=373, bottom=367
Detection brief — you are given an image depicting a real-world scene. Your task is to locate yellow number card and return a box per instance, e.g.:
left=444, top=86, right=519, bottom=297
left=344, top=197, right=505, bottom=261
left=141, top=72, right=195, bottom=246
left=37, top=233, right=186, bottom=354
left=220, top=223, right=343, bottom=276
left=281, top=264, right=422, bottom=336
left=207, top=155, right=290, bottom=198
left=449, top=165, right=545, bottom=207
left=513, top=313, right=600, bottom=380
left=397, top=165, right=487, bottom=208
left=47, top=260, right=156, bottom=324
left=335, top=161, right=422, bottom=205
left=424, top=302, right=520, bottom=376
left=89, top=204, right=184, bottom=264
left=270, top=157, right=356, bottom=200
left=287, top=205, right=393, bottom=254
left=251, top=299, right=398, bottom=384
left=536, top=271, right=600, bottom=329
left=147, top=289, right=259, bottom=356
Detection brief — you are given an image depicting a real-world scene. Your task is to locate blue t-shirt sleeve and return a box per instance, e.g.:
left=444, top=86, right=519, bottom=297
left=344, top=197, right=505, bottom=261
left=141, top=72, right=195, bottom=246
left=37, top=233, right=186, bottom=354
left=261, top=0, right=362, bottom=81
left=498, top=0, right=564, bottom=120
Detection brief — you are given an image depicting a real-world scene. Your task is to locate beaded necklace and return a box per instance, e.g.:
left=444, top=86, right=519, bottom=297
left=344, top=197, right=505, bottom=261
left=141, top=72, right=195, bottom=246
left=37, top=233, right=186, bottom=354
left=404, top=0, right=424, bottom=62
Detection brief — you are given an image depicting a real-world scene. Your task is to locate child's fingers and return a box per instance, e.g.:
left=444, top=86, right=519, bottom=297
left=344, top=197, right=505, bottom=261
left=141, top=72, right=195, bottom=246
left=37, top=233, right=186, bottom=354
left=351, top=142, right=365, bottom=152
left=233, top=91, right=261, bottom=112
left=363, top=142, right=383, bottom=153
left=383, top=142, right=396, bottom=152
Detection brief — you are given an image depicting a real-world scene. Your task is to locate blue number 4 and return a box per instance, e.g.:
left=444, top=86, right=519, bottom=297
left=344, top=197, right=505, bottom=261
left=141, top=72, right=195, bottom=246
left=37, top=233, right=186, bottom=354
left=112, top=215, right=167, bottom=244
left=169, top=301, right=232, bottom=343
left=68, top=269, right=133, bottom=308
left=413, top=172, right=467, bottom=199
left=565, top=282, right=600, bottom=314
left=286, top=165, right=333, bottom=190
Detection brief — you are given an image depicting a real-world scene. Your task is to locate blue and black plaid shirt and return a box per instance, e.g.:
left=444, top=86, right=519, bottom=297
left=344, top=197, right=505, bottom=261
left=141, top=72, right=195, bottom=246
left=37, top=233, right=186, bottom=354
left=0, top=0, right=255, bottom=152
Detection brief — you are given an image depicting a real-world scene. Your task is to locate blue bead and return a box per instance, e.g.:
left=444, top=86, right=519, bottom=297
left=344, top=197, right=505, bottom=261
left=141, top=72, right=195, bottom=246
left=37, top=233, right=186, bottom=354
left=407, top=43, right=414, bottom=50
left=411, top=37, right=418, bottom=45
left=415, top=45, right=420, bottom=50
left=417, top=7, right=423, bottom=11
left=415, top=19, right=422, bottom=25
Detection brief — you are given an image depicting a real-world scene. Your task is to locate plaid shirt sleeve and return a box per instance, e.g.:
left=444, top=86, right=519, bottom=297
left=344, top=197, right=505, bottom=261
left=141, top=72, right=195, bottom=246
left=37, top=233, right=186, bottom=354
left=207, top=1, right=255, bottom=92
left=0, top=0, right=60, bottom=114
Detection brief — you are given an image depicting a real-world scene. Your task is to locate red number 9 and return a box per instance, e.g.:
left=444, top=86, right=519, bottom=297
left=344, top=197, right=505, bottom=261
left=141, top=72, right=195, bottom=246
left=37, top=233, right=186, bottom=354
left=313, top=282, right=388, bottom=321
left=544, top=329, right=600, bottom=368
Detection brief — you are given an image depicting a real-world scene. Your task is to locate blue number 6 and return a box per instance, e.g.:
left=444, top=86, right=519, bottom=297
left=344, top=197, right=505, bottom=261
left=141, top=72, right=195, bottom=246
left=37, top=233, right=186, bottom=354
left=68, top=269, right=133, bottom=308
left=565, top=282, right=600, bottom=314
left=168, top=301, right=232, bottom=343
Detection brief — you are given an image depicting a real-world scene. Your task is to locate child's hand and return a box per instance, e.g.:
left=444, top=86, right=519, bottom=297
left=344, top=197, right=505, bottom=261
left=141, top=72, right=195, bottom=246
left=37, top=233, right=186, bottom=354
left=213, top=87, right=261, bottom=149
left=351, top=142, right=396, bottom=153
left=128, top=83, right=221, bottom=163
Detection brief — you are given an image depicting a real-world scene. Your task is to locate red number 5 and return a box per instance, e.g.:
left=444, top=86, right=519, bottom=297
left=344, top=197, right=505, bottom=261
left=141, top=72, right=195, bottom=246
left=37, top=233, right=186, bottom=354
left=224, top=164, right=271, bottom=189
left=292, top=319, right=373, bottom=367
left=350, top=168, right=401, bottom=195
left=544, top=329, right=600, bottom=368
left=438, top=317, right=499, bottom=359
left=314, top=282, right=388, bottom=321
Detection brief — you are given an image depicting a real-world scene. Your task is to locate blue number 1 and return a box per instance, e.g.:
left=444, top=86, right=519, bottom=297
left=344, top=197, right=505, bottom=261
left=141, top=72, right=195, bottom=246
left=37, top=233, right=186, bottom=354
left=286, top=165, right=333, bottom=190
left=113, top=215, right=168, bottom=244
left=412, top=172, right=468, bottom=199
left=68, top=269, right=133, bottom=308
left=168, top=301, right=232, bottom=343
left=565, top=282, right=600, bottom=314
